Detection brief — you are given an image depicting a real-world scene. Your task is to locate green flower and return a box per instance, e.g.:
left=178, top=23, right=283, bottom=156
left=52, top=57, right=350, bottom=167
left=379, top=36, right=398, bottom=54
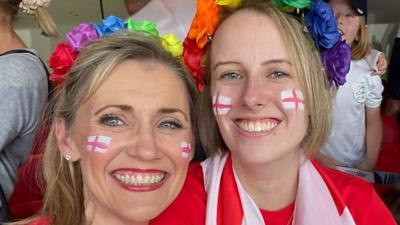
left=127, top=18, right=159, bottom=36
left=273, top=0, right=311, bottom=10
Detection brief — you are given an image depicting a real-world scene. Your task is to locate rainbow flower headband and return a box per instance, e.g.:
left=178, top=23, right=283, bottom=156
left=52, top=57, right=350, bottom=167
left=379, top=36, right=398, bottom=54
left=48, top=16, right=183, bottom=86
left=183, top=0, right=351, bottom=90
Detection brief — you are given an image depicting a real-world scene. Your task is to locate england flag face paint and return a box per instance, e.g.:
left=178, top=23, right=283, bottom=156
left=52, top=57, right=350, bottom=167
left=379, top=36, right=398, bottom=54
left=281, top=89, right=305, bottom=111
left=213, top=93, right=232, bottom=116
left=180, top=141, right=191, bottom=159
left=86, top=135, right=111, bottom=154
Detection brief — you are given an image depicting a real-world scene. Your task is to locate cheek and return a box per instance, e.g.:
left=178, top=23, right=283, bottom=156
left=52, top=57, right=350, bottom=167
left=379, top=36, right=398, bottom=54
left=180, top=141, right=192, bottom=159
left=280, top=89, right=305, bottom=112
left=158, top=132, right=194, bottom=162
left=212, top=87, right=239, bottom=116
left=86, top=135, right=112, bottom=154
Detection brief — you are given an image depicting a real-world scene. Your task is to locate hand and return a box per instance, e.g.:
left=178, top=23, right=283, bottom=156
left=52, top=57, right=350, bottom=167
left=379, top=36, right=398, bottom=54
left=371, top=53, right=387, bottom=76
left=315, top=153, right=347, bottom=169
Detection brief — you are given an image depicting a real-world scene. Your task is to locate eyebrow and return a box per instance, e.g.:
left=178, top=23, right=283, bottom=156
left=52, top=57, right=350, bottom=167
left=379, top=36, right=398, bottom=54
left=213, top=59, right=292, bottom=71
left=94, top=105, right=133, bottom=115
left=159, top=108, right=189, bottom=122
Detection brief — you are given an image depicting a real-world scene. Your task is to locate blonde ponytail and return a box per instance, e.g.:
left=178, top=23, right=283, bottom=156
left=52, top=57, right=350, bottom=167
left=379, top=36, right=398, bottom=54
left=34, top=6, right=58, bottom=37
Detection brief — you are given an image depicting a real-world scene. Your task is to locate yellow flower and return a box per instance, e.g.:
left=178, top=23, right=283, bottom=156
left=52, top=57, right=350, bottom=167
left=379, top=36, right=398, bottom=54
left=216, top=0, right=242, bottom=9
left=161, top=34, right=183, bottom=57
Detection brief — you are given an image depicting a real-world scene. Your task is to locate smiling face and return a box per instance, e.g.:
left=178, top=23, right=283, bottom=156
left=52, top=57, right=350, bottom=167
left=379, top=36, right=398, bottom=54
left=57, top=59, right=192, bottom=224
left=329, top=0, right=361, bottom=46
left=209, top=10, right=309, bottom=166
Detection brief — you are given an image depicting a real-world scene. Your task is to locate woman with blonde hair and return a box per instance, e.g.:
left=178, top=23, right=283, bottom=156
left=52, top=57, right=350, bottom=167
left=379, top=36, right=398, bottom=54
left=151, top=0, right=395, bottom=224
left=9, top=14, right=198, bottom=224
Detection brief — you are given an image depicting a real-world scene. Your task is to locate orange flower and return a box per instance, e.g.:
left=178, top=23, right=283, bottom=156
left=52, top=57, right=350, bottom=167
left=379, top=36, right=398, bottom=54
left=187, top=0, right=222, bottom=49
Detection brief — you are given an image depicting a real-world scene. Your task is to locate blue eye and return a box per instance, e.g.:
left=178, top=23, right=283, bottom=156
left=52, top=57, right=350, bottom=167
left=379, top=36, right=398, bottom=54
left=158, top=120, right=182, bottom=129
left=100, top=115, right=124, bottom=126
left=221, top=72, right=241, bottom=80
left=271, top=71, right=289, bottom=78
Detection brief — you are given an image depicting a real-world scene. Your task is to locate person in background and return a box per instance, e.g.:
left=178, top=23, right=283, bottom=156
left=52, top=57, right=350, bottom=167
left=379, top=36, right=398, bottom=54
left=151, top=1, right=396, bottom=224
left=125, top=0, right=196, bottom=41
left=318, top=0, right=384, bottom=171
left=384, top=28, right=400, bottom=118
left=0, top=0, right=57, bottom=206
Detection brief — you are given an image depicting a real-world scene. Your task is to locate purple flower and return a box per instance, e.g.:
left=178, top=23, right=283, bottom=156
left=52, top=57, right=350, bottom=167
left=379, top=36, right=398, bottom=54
left=321, top=40, right=351, bottom=87
left=305, top=0, right=340, bottom=49
left=94, top=16, right=127, bottom=37
left=66, top=23, right=98, bottom=52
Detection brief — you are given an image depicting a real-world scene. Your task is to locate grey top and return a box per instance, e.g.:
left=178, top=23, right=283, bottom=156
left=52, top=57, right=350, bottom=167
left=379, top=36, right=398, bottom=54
left=0, top=49, right=48, bottom=200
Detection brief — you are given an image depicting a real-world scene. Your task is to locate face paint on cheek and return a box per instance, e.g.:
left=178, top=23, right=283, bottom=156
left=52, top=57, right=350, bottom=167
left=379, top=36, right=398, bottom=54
left=180, top=141, right=191, bottom=159
left=212, top=92, right=232, bottom=116
left=86, top=135, right=112, bottom=154
left=281, top=89, right=305, bottom=111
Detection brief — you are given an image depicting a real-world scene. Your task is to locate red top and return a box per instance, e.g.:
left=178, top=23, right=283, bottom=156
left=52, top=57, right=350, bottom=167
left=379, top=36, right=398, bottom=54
left=151, top=160, right=396, bottom=225
left=260, top=201, right=295, bottom=225
left=27, top=217, right=50, bottom=225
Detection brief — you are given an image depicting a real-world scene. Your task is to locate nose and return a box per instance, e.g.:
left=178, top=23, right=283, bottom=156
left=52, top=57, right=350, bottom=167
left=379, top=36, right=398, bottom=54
left=241, top=77, right=268, bottom=111
left=126, top=125, right=162, bottom=161
left=336, top=14, right=343, bottom=26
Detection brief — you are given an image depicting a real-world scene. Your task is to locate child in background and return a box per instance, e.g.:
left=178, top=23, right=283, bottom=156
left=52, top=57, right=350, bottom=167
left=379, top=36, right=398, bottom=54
left=318, top=0, right=383, bottom=171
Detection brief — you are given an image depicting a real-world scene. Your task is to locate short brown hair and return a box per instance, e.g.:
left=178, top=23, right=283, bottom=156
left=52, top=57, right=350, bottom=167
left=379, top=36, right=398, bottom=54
left=196, top=1, right=333, bottom=158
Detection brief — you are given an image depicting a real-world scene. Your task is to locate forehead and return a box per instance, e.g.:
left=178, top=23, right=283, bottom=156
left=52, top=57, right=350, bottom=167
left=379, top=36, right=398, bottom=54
left=210, top=10, right=289, bottom=64
left=329, top=0, right=354, bottom=10
left=89, top=59, right=188, bottom=109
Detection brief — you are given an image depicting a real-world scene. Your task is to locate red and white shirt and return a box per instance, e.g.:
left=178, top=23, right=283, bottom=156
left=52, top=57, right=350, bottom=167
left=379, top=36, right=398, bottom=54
left=151, top=153, right=396, bottom=225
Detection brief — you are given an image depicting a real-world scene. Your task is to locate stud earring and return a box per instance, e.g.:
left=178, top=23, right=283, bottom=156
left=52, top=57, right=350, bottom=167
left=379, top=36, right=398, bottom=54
left=65, top=154, right=71, bottom=161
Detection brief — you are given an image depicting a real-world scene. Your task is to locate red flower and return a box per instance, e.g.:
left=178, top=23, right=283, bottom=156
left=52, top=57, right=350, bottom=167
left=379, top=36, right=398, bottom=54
left=48, top=43, right=77, bottom=87
left=183, top=38, right=206, bottom=91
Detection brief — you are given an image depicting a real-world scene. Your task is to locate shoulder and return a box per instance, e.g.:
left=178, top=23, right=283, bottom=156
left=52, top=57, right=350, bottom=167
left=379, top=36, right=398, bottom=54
left=151, top=163, right=206, bottom=225
left=0, top=49, right=47, bottom=86
left=314, top=161, right=396, bottom=224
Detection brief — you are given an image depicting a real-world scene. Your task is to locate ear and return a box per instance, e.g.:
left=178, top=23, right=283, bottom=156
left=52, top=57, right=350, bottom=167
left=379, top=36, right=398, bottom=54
left=55, top=118, right=82, bottom=161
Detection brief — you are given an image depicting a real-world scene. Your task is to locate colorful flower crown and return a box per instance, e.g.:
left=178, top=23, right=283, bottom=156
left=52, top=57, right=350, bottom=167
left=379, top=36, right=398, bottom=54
left=48, top=16, right=183, bottom=87
left=183, top=0, right=351, bottom=90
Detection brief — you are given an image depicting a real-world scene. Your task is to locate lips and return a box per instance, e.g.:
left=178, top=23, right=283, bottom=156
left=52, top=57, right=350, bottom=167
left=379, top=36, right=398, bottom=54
left=111, top=168, right=168, bottom=192
left=235, top=118, right=279, bottom=133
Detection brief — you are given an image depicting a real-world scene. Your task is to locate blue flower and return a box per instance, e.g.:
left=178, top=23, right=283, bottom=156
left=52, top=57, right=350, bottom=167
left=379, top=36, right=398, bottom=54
left=94, top=16, right=127, bottom=37
left=321, top=40, right=351, bottom=87
left=304, top=0, right=340, bottom=49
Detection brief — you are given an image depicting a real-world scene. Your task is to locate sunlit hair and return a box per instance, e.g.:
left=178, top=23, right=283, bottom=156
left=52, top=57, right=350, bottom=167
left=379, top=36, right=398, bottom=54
left=351, top=16, right=369, bottom=60
left=11, top=31, right=197, bottom=225
left=196, top=0, right=333, bottom=158
left=0, top=0, right=57, bottom=37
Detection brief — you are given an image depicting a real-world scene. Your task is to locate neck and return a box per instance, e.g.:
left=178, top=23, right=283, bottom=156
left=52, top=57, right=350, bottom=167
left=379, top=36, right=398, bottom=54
left=84, top=196, right=148, bottom=225
left=232, top=150, right=300, bottom=211
left=0, top=24, right=26, bottom=54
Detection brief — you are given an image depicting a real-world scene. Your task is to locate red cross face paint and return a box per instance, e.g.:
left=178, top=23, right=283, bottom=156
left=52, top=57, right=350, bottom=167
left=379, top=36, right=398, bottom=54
left=281, top=89, right=305, bottom=111
left=180, top=141, right=191, bottom=159
left=86, top=135, right=111, bottom=154
left=213, top=93, right=232, bottom=116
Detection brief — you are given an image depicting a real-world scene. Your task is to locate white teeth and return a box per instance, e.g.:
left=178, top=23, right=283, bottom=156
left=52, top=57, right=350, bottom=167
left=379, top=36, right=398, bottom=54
left=114, top=173, right=165, bottom=186
left=237, top=120, right=278, bottom=132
